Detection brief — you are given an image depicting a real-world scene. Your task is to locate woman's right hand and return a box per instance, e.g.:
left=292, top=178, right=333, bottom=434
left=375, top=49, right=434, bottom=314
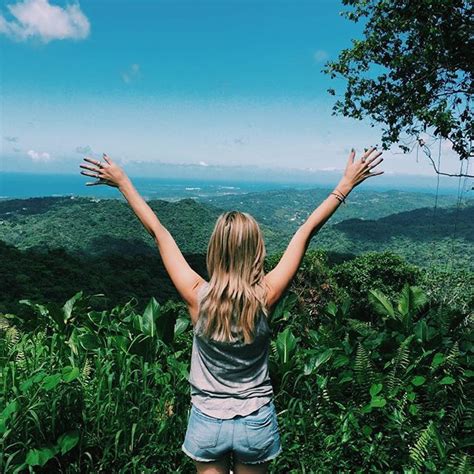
left=342, top=146, right=384, bottom=188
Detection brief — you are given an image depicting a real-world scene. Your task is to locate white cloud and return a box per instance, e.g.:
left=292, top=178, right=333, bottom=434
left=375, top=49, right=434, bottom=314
left=313, top=49, right=329, bottom=62
left=0, top=0, right=90, bottom=43
left=198, top=161, right=209, bottom=167
left=27, top=149, right=52, bottom=161
left=122, top=63, right=140, bottom=84
left=4, top=135, right=19, bottom=142
left=75, top=144, right=92, bottom=154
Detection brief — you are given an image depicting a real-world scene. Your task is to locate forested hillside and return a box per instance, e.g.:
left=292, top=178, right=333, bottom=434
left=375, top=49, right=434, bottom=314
left=198, top=186, right=463, bottom=230
left=1, top=189, right=472, bottom=269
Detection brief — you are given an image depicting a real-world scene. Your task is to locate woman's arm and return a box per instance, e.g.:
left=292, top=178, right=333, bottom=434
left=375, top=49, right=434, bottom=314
left=265, top=177, right=353, bottom=307
left=118, top=177, right=205, bottom=305
left=118, top=176, right=164, bottom=239
left=80, top=154, right=204, bottom=307
left=265, top=147, right=384, bottom=306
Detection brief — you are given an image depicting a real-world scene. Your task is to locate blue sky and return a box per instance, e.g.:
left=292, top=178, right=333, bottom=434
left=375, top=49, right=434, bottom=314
left=0, top=0, right=462, bottom=178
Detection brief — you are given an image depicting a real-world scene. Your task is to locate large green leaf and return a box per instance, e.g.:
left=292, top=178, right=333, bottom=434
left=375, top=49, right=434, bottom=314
left=411, top=375, right=426, bottom=386
left=370, top=383, right=383, bottom=397
left=276, top=327, right=298, bottom=364
left=62, top=291, right=84, bottom=324
left=368, top=289, right=395, bottom=318
left=62, top=366, right=80, bottom=383
left=304, top=349, right=333, bottom=375
left=324, top=301, right=338, bottom=318
left=439, top=376, right=455, bottom=385
left=57, top=430, right=80, bottom=455
left=414, top=320, right=428, bottom=342
left=370, top=397, right=387, bottom=408
left=431, top=353, right=445, bottom=369
left=270, top=292, right=298, bottom=324
left=42, top=374, right=62, bottom=391
left=0, top=400, right=18, bottom=435
left=25, top=445, right=59, bottom=467
left=78, top=332, right=101, bottom=350
left=141, top=297, right=160, bottom=337
left=174, top=316, right=189, bottom=338
left=397, top=284, right=428, bottom=321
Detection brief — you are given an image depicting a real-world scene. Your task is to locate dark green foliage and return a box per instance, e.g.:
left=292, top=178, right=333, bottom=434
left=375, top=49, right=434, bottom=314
left=0, top=196, right=222, bottom=257
left=330, top=251, right=423, bottom=319
left=323, top=0, right=472, bottom=160
left=2, top=193, right=473, bottom=316
left=0, top=240, right=208, bottom=316
left=1, top=192, right=472, bottom=266
left=271, top=254, right=472, bottom=472
left=1, top=250, right=472, bottom=472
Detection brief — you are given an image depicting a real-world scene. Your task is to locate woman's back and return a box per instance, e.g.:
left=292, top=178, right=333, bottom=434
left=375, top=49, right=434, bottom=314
left=188, top=281, right=274, bottom=419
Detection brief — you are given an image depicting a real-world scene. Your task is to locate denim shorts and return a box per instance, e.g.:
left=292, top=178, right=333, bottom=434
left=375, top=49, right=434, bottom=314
left=181, top=400, right=282, bottom=465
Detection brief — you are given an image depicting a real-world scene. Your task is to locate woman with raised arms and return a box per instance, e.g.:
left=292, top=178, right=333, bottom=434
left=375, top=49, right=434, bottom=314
left=79, top=146, right=383, bottom=473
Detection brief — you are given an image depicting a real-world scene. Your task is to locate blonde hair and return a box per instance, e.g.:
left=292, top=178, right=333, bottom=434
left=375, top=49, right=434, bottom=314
left=197, top=210, right=270, bottom=344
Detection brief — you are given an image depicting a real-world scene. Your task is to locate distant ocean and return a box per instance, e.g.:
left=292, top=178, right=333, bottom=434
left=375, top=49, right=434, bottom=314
left=0, top=171, right=469, bottom=200
left=0, top=172, right=307, bottom=201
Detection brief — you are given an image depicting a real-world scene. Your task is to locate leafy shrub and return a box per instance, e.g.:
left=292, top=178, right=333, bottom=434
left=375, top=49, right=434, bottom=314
left=0, top=252, right=472, bottom=472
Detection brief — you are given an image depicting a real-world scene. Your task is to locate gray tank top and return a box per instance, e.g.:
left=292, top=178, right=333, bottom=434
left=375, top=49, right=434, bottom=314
left=188, top=281, right=274, bottom=419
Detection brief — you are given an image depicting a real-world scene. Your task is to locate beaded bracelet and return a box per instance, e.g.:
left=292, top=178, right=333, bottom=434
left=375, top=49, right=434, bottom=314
left=336, top=188, right=348, bottom=200
left=330, top=192, right=345, bottom=204
left=330, top=190, right=347, bottom=204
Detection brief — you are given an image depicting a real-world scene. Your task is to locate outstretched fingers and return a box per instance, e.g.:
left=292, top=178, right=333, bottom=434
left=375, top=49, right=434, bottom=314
left=80, top=163, right=101, bottom=173
left=83, top=156, right=102, bottom=167
left=367, top=156, right=384, bottom=170
left=367, top=169, right=384, bottom=178
left=366, top=158, right=384, bottom=177
left=80, top=170, right=101, bottom=178
left=361, top=146, right=378, bottom=162
left=347, top=148, right=356, bottom=166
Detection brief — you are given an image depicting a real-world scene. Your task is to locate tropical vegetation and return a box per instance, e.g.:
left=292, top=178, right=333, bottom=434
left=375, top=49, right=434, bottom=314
left=1, top=249, right=472, bottom=472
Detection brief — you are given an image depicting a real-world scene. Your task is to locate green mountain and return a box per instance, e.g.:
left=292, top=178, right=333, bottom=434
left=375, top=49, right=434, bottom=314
left=196, top=186, right=464, bottom=231
left=0, top=196, right=223, bottom=256
left=0, top=189, right=472, bottom=270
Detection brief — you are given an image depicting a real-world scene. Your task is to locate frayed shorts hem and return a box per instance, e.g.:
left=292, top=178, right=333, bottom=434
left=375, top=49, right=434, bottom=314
left=182, top=444, right=219, bottom=462
left=236, top=445, right=283, bottom=465
left=181, top=443, right=283, bottom=465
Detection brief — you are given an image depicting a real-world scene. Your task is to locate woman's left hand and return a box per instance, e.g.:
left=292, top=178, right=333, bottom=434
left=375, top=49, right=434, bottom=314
left=79, top=153, right=128, bottom=188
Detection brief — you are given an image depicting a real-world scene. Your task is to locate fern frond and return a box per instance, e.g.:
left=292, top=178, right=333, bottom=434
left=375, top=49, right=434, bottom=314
left=321, top=387, right=330, bottom=404
left=346, top=318, right=377, bottom=338
left=7, top=326, right=26, bottom=371
left=82, top=358, right=92, bottom=382
left=0, top=316, right=10, bottom=332
left=444, top=341, right=460, bottom=370
left=270, top=340, right=278, bottom=359
left=354, top=343, right=375, bottom=404
left=446, top=399, right=465, bottom=436
left=6, top=326, right=20, bottom=349
left=458, top=313, right=472, bottom=330
left=387, top=340, right=410, bottom=393
left=396, top=391, right=408, bottom=414
left=409, top=420, right=436, bottom=469
left=389, top=392, right=408, bottom=429
left=447, top=452, right=473, bottom=473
